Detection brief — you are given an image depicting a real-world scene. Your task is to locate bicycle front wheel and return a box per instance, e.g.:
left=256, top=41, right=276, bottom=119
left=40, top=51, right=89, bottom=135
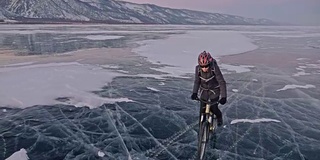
left=198, top=121, right=210, bottom=160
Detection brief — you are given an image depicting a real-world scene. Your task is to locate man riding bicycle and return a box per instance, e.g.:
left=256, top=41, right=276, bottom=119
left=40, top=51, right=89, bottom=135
left=191, top=51, right=227, bottom=126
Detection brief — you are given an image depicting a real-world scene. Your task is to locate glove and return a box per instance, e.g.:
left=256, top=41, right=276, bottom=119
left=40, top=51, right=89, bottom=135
left=191, top=93, right=198, bottom=100
left=219, top=97, right=227, bottom=105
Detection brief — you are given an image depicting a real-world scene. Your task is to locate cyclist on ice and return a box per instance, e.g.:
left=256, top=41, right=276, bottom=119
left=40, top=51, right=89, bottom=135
left=191, top=51, right=227, bottom=126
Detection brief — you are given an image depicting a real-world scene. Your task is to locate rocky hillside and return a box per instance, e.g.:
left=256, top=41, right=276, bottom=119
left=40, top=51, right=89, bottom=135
left=0, top=0, right=278, bottom=25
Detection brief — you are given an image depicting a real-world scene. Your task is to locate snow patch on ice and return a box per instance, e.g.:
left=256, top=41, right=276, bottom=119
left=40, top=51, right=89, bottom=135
left=232, top=89, right=239, bottom=93
left=221, top=64, right=255, bottom=73
left=134, top=74, right=167, bottom=80
left=231, top=118, right=281, bottom=124
left=5, top=148, right=29, bottom=160
left=297, top=58, right=310, bottom=61
left=101, top=65, right=120, bottom=69
left=97, top=151, right=105, bottom=157
left=293, top=62, right=320, bottom=77
left=1, top=62, right=35, bottom=67
left=293, top=71, right=311, bottom=77
left=147, top=87, right=160, bottom=92
left=117, top=70, right=129, bottom=73
left=306, top=63, right=320, bottom=68
left=82, top=35, right=123, bottom=40
left=0, top=62, right=130, bottom=108
left=61, top=96, right=133, bottom=109
left=277, top=84, right=316, bottom=91
left=149, top=67, right=191, bottom=79
left=133, top=30, right=257, bottom=77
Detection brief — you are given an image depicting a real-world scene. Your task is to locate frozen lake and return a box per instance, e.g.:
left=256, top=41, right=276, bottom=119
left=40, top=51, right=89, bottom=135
left=0, top=24, right=320, bottom=160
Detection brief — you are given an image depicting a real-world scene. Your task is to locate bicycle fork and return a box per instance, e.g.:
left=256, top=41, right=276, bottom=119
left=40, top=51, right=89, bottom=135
left=200, top=104, right=213, bottom=130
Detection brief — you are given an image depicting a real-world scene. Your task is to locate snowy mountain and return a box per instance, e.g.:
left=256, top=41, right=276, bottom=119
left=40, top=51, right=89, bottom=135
left=0, top=0, right=278, bottom=25
left=0, top=12, right=5, bottom=20
left=0, top=7, right=9, bottom=19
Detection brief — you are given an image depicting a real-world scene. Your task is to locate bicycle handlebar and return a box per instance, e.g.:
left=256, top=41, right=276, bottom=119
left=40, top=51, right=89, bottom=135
left=195, top=97, right=219, bottom=105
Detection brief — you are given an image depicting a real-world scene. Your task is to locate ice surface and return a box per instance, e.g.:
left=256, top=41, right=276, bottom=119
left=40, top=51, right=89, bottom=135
left=0, top=62, right=132, bottom=108
left=133, top=30, right=258, bottom=76
left=277, top=84, right=316, bottom=91
left=1, top=25, right=320, bottom=160
left=5, top=148, right=29, bottom=160
left=230, top=118, right=281, bottom=124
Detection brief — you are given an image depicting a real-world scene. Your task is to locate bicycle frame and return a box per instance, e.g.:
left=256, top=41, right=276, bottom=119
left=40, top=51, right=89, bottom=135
left=199, top=99, right=218, bottom=131
left=200, top=103, right=216, bottom=127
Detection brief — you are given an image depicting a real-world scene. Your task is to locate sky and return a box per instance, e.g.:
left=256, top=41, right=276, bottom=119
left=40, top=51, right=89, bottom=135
left=120, top=0, right=320, bottom=25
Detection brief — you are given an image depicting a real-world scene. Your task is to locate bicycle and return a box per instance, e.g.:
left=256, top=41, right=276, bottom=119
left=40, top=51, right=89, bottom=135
left=196, top=98, right=219, bottom=160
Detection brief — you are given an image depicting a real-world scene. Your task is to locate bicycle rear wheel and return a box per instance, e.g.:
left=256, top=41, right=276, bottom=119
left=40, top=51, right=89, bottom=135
left=198, top=121, right=210, bottom=160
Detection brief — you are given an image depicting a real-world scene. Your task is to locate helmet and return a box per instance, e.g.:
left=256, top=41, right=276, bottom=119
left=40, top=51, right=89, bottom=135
left=198, top=51, right=213, bottom=66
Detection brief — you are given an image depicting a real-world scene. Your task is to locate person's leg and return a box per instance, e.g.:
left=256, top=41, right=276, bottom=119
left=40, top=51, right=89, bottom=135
left=211, top=103, right=222, bottom=126
left=199, top=90, right=208, bottom=127
left=209, top=97, right=223, bottom=126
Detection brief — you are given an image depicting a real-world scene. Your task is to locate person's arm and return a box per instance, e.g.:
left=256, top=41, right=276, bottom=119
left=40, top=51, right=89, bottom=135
left=213, top=61, right=227, bottom=98
left=192, top=65, right=200, bottom=94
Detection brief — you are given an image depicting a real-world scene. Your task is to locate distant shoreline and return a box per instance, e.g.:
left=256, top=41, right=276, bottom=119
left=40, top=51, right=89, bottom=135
left=1, top=21, right=316, bottom=26
left=0, top=20, right=161, bottom=25
left=0, top=19, right=285, bottom=26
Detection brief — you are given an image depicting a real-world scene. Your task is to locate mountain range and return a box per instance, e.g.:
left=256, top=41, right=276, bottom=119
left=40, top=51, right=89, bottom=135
left=0, top=0, right=278, bottom=25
